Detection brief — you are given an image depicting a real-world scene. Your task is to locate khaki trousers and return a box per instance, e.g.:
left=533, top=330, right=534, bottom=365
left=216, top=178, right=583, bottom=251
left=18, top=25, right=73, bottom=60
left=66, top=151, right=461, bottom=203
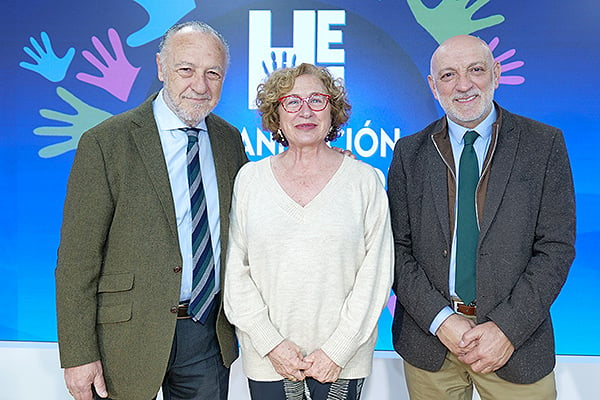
left=404, top=352, right=556, bottom=400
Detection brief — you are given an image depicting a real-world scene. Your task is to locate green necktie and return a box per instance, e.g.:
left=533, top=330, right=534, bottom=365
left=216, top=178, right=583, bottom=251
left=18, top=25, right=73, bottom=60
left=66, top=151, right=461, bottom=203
left=455, top=130, right=480, bottom=305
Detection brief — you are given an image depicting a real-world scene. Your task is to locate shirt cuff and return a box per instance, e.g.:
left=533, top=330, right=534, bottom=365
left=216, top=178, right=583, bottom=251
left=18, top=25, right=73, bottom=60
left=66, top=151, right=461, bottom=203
left=429, top=306, right=455, bottom=335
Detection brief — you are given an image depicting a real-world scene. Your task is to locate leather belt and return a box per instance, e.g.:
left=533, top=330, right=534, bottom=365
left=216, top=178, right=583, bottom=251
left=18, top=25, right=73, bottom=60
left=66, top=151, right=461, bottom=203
left=451, top=297, right=476, bottom=316
left=177, top=302, right=191, bottom=319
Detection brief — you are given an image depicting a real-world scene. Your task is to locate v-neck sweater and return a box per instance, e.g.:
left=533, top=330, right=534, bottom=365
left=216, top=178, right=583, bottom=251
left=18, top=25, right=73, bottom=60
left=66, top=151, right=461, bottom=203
left=224, top=156, right=394, bottom=381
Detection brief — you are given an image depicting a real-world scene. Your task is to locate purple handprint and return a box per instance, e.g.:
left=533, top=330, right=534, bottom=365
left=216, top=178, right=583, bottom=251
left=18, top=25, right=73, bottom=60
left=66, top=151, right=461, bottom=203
left=76, top=28, right=140, bottom=102
left=387, top=294, right=396, bottom=317
left=488, top=37, right=525, bottom=85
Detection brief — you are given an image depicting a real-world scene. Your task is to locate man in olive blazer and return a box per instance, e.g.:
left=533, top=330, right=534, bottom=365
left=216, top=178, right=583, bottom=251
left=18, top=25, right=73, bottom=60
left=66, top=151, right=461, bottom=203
left=388, top=35, right=575, bottom=398
left=55, top=22, right=248, bottom=400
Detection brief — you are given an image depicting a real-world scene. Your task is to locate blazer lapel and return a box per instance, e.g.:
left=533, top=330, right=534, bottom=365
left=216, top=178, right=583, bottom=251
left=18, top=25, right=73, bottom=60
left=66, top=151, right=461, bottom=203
left=479, top=113, right=519, bottom=240
left=130, top=96, right=179, bottom=241
left=429, top=126, right=453, bottom=247
left=205, top=114, right=235, bottom=219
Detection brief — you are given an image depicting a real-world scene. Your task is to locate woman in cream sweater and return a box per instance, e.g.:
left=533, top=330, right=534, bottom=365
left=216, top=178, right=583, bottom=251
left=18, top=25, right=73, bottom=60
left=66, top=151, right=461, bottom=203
left=224, top=63, right=393, bottom=400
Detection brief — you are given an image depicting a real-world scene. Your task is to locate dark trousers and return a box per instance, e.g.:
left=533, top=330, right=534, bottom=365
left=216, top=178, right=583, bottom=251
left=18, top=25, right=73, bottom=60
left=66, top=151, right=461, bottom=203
left=95, top=301, right=229, bottom=400
left=248, top=377, right=364, bottom=400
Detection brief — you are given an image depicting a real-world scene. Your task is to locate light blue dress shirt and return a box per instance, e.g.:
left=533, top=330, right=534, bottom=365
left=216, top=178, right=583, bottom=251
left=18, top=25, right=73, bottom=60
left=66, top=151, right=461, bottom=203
left=429, top=107, right=497, bottom=334
left=153, top=90, right=221, bottom=302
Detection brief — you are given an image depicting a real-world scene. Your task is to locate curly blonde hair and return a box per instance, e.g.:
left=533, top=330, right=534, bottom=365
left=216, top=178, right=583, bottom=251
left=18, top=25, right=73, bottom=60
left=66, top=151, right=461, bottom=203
left=255, top=63, right=351, bottom=145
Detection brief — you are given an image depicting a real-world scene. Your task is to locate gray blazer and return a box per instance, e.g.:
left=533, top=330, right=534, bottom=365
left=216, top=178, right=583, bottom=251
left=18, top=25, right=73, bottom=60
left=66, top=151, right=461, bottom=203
left=388, top=105, right=575, bottom=384
left=55, top=93, right=248, bottom=399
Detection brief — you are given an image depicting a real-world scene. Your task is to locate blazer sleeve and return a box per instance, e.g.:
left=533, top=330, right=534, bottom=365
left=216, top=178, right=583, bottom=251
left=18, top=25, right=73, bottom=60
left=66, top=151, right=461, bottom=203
left=486, top=128, right=576, bottom=350
left=55, top=131, right=114, bottom=368
left=388, top=137, right=452, bottom=332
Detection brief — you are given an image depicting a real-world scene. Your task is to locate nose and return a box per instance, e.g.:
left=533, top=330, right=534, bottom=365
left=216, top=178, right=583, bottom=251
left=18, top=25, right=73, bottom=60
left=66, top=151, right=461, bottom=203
left=191, top=74, right=209, bottom=94
left=298, top=100, right=314, bottom=116
left=455, top=73, right=473, bottom=92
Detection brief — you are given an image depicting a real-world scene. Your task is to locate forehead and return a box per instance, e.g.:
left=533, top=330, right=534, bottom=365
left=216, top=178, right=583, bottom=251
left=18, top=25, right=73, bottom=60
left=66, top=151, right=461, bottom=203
left=164, top=30, right=225, bottom=66
left=288, top=74, right=327, bottom=94
left=432, top=41, right=491, bottom=72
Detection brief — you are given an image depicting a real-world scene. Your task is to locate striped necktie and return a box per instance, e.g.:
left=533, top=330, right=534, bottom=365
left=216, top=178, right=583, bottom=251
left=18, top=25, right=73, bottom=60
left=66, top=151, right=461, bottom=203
left=183, top=127, right=217, bottom=323
left=455, top=130, right=480, bottom=306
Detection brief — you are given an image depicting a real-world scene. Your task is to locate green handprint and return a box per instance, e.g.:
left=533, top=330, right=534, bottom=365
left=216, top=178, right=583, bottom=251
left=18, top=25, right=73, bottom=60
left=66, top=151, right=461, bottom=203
left=34, top=87, right=112, bottom=158
left=407, top=0, right=505, bottom=44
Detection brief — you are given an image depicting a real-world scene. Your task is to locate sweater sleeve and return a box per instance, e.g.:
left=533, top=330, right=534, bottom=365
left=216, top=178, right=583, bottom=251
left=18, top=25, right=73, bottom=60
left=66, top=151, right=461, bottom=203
left=223, top=164, right=285, bottom=357
left=320, top=166, right=394, bottom=367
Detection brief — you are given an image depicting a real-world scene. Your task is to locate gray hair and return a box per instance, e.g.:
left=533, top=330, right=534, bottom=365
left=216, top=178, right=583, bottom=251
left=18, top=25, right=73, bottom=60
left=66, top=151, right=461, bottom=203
left=158, top=21, right=230, bottom=71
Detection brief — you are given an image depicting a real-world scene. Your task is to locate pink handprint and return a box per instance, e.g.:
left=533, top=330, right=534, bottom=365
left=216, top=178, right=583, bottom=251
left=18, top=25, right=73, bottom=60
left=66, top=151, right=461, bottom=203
left=387, top=294, right=396, bottom=317
left=76, top=28, right=140, bottom=101
left=488, top=37, right=525, bottom=85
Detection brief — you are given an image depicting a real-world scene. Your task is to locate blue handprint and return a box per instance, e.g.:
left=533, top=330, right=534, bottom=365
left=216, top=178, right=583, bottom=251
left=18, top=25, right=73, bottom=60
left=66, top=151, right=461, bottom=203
left=262, top=51, right=297, bottom=75
left=34, top=87, right=112, bottom=158
left=19, top=31, right=75, bottom=82
left=127, top=0, right=196, bottom=47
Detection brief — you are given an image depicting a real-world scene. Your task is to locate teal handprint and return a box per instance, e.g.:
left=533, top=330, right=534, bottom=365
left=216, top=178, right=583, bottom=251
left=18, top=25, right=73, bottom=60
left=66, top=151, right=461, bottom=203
left=127, top=0, right=196, bottom=47
left=407, top=0, right=505, bottom=44
left=19, top=31, right=75, bottom=82
left=34, top=87, right=112, bottom=158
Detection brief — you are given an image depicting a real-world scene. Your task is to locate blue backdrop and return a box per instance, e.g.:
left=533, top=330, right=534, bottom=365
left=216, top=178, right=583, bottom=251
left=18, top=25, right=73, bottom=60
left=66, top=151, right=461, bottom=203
left=1, top=0, right=598, bottom=356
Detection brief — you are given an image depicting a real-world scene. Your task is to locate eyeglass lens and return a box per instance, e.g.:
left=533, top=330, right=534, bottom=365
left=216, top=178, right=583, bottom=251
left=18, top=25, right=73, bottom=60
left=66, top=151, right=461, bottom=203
left=281, top=94, right=329, bottom=112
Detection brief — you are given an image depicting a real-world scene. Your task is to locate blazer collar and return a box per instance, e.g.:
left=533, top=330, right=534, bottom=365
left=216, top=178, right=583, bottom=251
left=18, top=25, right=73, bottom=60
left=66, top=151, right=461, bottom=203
left=130, top=93, right=179, bottom=241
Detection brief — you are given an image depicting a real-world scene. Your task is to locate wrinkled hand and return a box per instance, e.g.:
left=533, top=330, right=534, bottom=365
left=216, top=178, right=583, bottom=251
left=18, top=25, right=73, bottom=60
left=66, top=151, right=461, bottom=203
left=436, top=313, right=477, bottom=356
left=458, top=321, right=515, bottom=374
left=76, top=28, right=140, bottom=102
left=267, top=340, right=312, bottom=381
left=64, top=360, right=107, bottom=400
left=407, top=0, right=505, bottom=44
left=127, top=0, right=196, bottom=47
left=19, top=31, right=75, bottom=82
left=34, top=87, right=112, bottom=158
left=304, top=349, right=342, bottom=383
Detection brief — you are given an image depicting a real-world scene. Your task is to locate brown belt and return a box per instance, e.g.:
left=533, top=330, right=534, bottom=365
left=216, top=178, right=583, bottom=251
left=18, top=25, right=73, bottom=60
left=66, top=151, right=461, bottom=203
left=451, top=297, right=476, bottom=316
left=177, top=302, right=191, bottom=319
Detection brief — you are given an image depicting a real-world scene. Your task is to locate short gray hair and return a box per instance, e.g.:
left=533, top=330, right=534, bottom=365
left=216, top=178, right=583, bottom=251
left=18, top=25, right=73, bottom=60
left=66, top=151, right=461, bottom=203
left=158, top=21, right=230, bottom=71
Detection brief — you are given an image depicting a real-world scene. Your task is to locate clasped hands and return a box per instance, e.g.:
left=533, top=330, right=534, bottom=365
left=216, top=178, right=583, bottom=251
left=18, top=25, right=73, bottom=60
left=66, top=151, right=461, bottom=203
left=437, top=314, right=515, bottom=375
left=267, top=340, right=341, bottom=383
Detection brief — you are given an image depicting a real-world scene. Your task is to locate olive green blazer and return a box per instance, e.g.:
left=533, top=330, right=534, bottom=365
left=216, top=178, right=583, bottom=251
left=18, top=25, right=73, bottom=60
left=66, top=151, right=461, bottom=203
left=55, top=93, right=247, bottom=400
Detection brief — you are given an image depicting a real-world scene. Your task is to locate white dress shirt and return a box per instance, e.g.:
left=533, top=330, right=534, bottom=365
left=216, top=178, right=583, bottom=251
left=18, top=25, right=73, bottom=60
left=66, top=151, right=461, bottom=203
left=152, top=90, right=221, bottom=302
left=429, top=107, right=496, bottom=334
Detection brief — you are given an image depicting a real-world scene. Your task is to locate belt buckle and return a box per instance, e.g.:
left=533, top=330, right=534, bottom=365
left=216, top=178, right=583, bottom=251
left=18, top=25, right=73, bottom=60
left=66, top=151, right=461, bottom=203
left=451, top=297, right=464, bottom=313
left=451, top=297, right=476, bottom=316
left=177, top=302, right=191, bottom=319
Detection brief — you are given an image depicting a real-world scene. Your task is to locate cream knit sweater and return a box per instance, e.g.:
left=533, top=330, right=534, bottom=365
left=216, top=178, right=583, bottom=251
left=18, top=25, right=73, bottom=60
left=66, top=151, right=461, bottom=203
left=224, top=156, right=393, bottom=381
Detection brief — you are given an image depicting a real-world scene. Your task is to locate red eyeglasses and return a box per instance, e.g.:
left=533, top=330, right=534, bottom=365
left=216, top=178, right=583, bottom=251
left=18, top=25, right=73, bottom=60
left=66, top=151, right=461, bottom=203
left=278, top=93, right=331, bottom=113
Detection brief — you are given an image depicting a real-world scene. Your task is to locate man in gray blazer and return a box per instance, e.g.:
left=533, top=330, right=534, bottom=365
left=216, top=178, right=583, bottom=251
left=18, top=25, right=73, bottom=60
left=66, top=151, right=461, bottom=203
left=388, top=35, right=575, bottom=398
left=55, top=22, right=247, bottom=400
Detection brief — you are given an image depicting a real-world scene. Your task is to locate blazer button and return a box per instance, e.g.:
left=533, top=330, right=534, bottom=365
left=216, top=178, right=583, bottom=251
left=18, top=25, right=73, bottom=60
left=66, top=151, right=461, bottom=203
left=173, top=266, right=182, bottom=273
left=170, top=306, right=178, bottom=314
left=442, top=249, right=448, bottom=258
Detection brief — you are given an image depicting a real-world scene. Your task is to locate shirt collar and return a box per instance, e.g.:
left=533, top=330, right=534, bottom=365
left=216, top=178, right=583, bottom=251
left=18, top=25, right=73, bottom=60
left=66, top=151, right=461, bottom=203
left=153, top=89, right=208, bottom=132
left=447, top=105, right=497, bottom=145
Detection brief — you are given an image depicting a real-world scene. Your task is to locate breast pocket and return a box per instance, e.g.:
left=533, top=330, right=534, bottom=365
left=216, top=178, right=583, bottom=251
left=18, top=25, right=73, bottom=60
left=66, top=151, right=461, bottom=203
left=97, top=272, right=134, bottom=324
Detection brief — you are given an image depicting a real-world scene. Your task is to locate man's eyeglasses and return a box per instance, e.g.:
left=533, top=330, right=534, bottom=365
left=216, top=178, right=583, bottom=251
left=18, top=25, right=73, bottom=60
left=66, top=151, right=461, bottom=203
left=278, top=93, right=331, bottom=113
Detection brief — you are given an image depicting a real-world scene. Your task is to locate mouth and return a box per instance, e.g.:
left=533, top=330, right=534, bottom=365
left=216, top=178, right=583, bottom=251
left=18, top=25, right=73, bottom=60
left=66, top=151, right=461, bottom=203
left=295, top=123, right=318, bottom=129
left=454, top=94, right=478, bottom=104
left=184, top=96, right=211, bottom=103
